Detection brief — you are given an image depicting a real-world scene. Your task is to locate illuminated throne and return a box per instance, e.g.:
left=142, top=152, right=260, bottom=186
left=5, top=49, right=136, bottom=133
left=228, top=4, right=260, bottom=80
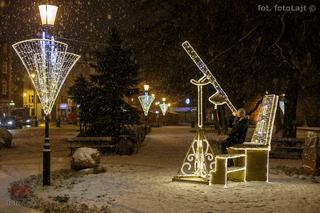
left=210, top=94, right=279, bottom=185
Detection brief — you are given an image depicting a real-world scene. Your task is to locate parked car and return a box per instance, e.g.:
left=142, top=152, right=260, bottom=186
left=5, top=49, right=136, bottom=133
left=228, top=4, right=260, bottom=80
left=16, top=116, right=33, bottom=127
left=1, top=116, right=20, bottom=129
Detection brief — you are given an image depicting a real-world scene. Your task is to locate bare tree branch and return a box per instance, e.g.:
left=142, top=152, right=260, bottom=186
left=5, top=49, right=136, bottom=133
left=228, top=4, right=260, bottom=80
left=208, top=26, right=259, bottom=65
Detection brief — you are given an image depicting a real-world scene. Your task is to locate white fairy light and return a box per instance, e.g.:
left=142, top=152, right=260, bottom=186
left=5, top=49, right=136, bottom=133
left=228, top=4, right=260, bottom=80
left=182, top=41, right=237, bottom=114
left=159, top=102, right=169, bottom=116
left=173, top=76, right=215, bottom=183
left=231, top=95, right=279, bottom=183
left=138, top=94, right=155, bottom=116
left=248, top=95, right=278, bottom=145
left=12, top=38, right=80, bottom=115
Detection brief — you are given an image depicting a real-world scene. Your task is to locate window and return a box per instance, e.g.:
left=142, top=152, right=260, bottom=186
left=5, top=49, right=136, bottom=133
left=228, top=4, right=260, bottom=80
left=2, top=80, right=7, bottom=95
left=29, top=95, right=34, bottom=103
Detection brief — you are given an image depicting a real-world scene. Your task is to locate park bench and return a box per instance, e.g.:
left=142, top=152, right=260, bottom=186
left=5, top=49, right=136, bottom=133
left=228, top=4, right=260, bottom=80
left=68, top=136, right=115, bottom=155
left=210, top=94, right=279, bottom=186
left=68, top=124, right=150, bottom=155
left=271, top=137, right=304, bottom=159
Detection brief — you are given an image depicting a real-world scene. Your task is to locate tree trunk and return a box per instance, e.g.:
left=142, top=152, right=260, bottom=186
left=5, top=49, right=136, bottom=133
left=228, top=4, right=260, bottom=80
left=283, top=78, right=300, bottom=138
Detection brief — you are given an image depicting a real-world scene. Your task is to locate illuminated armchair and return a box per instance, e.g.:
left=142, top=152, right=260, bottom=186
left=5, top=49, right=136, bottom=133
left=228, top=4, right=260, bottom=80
left=228, top=94, right=279, bottom=182
left=210, top=94, right=278, bottom=186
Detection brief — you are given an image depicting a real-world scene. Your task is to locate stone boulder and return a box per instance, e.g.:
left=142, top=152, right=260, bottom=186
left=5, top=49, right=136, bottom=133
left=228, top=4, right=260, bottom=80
left=0, top=128, right=13, bottom=148
left=71, top=148, right=100, bottom=170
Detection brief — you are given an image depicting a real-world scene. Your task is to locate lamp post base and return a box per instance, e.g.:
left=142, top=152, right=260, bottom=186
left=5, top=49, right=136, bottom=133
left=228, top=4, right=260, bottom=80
left=43, top=115, right=51, bottom=186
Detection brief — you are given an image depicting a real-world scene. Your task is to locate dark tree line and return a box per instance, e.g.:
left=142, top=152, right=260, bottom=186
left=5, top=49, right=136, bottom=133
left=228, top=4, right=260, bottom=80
left=125, top=0, right=320, bottom=137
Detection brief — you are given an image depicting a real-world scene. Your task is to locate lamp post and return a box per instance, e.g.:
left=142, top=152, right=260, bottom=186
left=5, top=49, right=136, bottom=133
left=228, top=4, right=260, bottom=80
left=39, top=1, right=58, bottom=186
left=138, top=84, right=155, bottom=134
left=13, top=2, right=80, bottom=186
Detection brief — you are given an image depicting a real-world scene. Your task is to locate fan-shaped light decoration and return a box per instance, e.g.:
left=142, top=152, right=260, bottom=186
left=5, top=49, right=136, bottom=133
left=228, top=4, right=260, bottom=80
left=182, top=41, right=237, bottom=114
left=159, top=102, right=169, bottom=116
left=138, top=95, right=155, bottom=116
left=12, top=38, right=80, bottom=115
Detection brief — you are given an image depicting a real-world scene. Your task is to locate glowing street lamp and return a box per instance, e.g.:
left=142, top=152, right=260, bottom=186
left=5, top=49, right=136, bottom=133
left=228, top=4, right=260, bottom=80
left=39, top=3, right=58, bottom=26
left=13, top=3, right=80, bottom=186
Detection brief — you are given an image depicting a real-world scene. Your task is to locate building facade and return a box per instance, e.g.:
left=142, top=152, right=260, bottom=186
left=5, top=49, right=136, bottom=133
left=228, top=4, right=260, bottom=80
left=0, top=42, right=12, bottom=116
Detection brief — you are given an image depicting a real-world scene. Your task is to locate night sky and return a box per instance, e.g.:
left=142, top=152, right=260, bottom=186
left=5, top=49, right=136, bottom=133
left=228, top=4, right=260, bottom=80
left=0, top=0, right=193, bottom=98
left=1, top=0, right=319, bottom=110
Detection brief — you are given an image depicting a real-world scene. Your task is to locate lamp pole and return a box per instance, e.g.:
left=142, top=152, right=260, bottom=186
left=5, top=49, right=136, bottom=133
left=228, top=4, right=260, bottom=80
left=13, top=2, right=80, bottom=187
left=38, top=2, right=58, bottom=186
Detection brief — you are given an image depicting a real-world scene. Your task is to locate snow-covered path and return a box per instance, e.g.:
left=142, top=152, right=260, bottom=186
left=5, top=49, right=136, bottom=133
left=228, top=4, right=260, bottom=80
left=38, top=126, right=320, bottom=213
left=1, top=126, right=320, bottom=213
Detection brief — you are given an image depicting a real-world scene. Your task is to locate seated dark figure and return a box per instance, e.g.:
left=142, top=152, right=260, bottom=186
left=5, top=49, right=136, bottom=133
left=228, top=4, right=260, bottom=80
left=221, top=108, right=249, bottom=154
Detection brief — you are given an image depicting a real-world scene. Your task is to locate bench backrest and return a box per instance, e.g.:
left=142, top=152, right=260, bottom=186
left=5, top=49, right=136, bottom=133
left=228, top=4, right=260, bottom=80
left=246, top=94, right=279, bottom=147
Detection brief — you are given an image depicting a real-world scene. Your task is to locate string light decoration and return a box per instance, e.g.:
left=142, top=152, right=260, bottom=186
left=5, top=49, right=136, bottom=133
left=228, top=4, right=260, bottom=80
left=227, top=94, right=279, bottom=182
left=248, top=95, right=278, bottom=145
left=13, top=37, right=80, bottom=186
left=173, top=77, right=215, bottom=184
left=12, top=38, right=80, bottom=115
left=159, top=98, right=169, bottom=116
left=182, top=41, right=237, bottom=114
left=138, top=84, right=155, bottom=116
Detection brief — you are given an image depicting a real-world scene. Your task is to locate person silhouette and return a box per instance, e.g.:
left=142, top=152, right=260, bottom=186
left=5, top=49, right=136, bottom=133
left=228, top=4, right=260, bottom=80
left=221, top=108, right=249, bottom=154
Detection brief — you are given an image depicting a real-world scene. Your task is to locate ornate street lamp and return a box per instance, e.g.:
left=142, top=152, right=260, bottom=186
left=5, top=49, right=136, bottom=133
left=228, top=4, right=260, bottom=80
left=138, top=84, right=155, bottom=133
left=38, top=3, right=58, bottom=26
left=13, top=3, right=80, bottom=186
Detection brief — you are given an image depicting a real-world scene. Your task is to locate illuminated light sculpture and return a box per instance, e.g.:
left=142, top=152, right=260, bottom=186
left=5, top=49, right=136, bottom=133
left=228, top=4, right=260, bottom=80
left=12, top=3, right=80, bottom=186
left=138, top=84, right=155, bottom=134
left=181, top=41, right=237, bottom=114
left=210, top=94, right=279, bottom=186
left=172, top=77, right=215, bottom=184
left=12, top=39, right=80, bottom=115
left=138, top=84, right=155, bottom=116
left=159, top=98, right=169, bottom=116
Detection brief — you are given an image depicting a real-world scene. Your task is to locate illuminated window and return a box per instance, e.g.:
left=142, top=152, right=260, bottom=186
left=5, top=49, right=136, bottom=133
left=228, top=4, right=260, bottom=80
left=29, top=95, right=34, bottom=103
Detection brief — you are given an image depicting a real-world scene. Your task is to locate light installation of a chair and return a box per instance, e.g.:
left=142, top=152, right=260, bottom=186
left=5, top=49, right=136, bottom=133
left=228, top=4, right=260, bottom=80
left=173, top=41, right=279, bottom=187
left=172, top=41, right=238, bottom=184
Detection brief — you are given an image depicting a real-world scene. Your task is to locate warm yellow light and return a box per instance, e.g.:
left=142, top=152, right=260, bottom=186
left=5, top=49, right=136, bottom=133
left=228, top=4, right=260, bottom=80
left=151, top=94, right=155, bottom=97
left=162, top=98, right=166, bottom=102
left=144, top=84, right=149, bottom=91
left=31, top=73, right=36, bottom=78
left=155, top=102, right=160, bottom=105
left=23, top=93, right=27, bottom=97
left=168, top=103, right=171, bottom=107
left=39, top=4, right=58, bottom=26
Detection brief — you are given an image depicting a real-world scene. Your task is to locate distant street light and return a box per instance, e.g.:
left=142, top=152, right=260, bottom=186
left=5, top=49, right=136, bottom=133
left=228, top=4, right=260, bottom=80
left=138, top=84, right=155, bottom=133
left=159, top=98, right=169, bottom=116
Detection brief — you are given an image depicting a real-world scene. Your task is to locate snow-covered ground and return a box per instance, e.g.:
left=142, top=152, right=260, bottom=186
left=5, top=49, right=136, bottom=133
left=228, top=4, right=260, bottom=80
left=1, top=126, right=320, bottom=212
